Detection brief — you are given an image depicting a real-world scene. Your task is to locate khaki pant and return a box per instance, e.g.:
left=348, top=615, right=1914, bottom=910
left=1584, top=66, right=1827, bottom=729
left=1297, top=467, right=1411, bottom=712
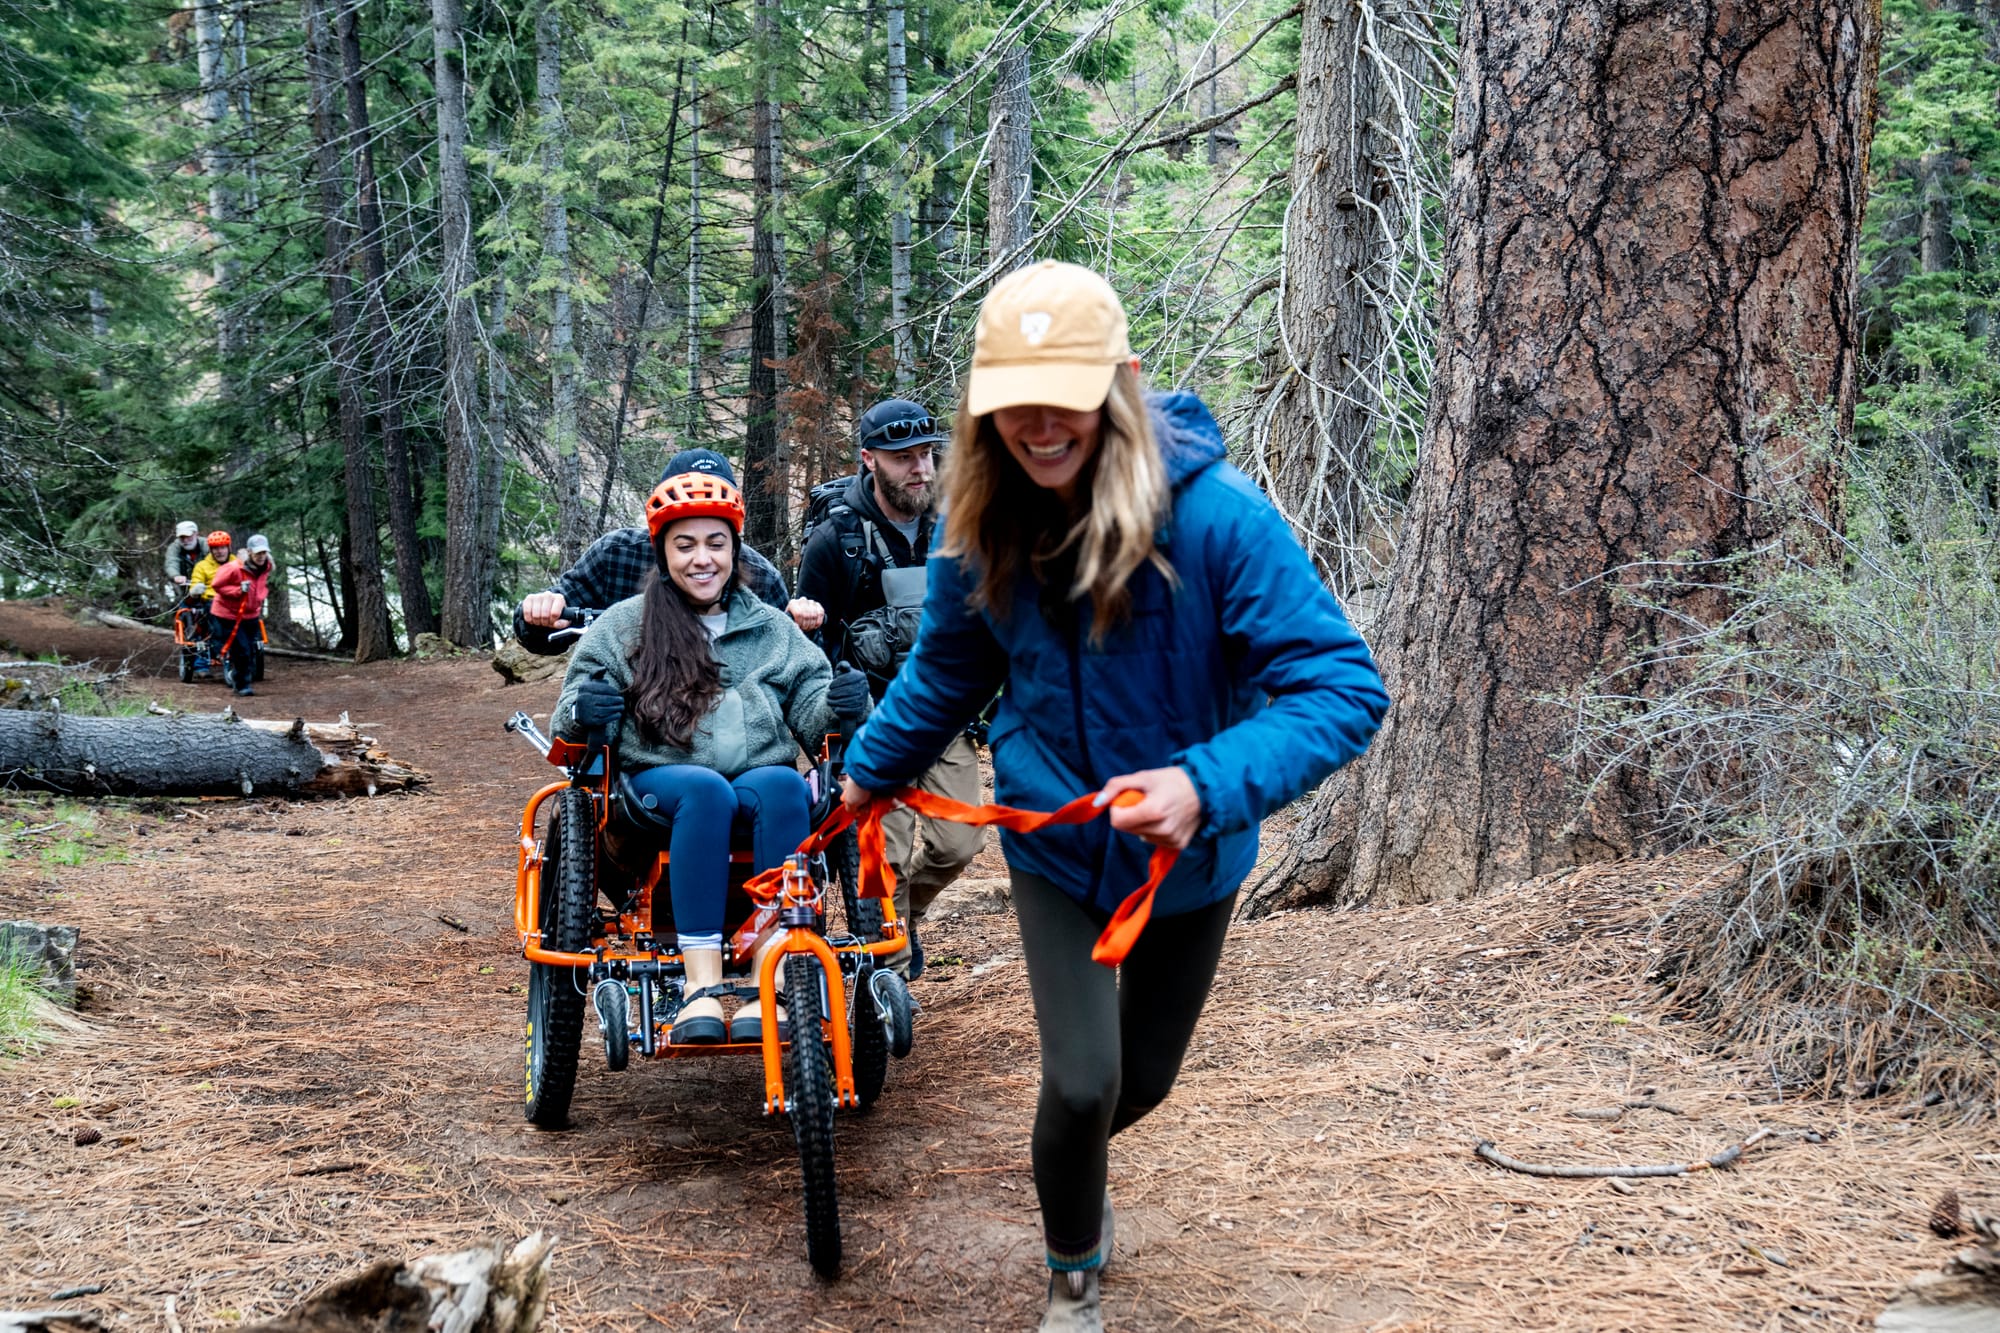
left=882, top=732, right=985, bottom=970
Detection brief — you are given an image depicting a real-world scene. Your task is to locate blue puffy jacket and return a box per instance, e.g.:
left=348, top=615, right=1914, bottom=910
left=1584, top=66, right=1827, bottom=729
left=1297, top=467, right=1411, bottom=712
left=843, top=391, right=1389, bottom=918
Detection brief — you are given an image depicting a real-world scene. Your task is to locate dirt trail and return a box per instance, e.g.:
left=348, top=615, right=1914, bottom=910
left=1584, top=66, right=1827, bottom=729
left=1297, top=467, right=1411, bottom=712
left=1, top=600, right=1993, bottom=1332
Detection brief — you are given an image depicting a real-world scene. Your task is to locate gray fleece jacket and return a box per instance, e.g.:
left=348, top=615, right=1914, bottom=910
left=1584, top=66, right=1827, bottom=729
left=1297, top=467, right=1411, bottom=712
left=551, top=586, right=840, bottom=776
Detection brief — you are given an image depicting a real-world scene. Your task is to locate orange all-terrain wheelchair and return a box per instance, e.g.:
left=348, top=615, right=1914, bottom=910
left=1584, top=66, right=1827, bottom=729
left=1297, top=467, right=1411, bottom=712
left=503, top=673, right=916, bottom=1279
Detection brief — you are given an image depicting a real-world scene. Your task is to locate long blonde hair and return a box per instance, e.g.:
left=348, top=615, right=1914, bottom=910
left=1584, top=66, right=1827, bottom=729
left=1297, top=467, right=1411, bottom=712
left=938, top=362, right=1173, bottom=638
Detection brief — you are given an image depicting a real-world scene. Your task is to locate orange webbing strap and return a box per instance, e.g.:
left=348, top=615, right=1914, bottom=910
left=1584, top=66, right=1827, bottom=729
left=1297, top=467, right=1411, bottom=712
left=749, top=788, right=1178, bottom=967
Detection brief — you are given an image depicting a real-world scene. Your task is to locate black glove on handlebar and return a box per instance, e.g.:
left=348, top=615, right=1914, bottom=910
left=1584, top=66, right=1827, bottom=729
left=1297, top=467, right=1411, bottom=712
left=826, top=663, right=871, bottom=723
left=572, top=672, right=625, bottom=742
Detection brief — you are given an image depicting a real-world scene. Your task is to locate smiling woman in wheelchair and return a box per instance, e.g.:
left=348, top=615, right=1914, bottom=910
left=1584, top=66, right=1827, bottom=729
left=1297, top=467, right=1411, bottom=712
left=551, top=471, right=871, bottom=1046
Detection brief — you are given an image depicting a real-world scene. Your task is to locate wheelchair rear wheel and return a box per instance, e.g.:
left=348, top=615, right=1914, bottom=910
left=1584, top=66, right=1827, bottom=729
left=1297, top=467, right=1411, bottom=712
left=525, top=787, right=595, bottom=1128
left=784, top=954, right=842, bottom=1278
left=849, top=962, right=888, bottom=1113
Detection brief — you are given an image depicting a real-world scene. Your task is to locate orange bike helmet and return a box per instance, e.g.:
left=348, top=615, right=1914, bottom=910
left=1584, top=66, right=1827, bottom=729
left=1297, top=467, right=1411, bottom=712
left=646, top=472, right=745, bottom=540
left=206, top=530, right=232, bottom=549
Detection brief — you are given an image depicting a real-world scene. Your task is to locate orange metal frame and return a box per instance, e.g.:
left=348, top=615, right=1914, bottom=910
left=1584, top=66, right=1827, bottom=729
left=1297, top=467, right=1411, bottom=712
left=172, top=605, right=204, bottom=648
left=512, top=774, right=899, bottom=1115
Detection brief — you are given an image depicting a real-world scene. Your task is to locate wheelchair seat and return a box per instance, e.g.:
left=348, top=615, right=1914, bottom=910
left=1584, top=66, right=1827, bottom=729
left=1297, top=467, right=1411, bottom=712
left=611, top=771, right=758, bottom=847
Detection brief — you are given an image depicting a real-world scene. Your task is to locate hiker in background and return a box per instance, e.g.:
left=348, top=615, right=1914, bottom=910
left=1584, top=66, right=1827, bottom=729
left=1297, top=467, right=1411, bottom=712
left=515, top=449, right=824, bottom=653
left=839, top=262, right=1388, bottom=1332
left=167, top=522, right=214, bottom=675
left=209, top=534, right=275, bottom=698
left=164, top=521, right=205, bottom=593
left=795, top=399, right=984, bottom=983
left=189, top=530, right=230, bottom=602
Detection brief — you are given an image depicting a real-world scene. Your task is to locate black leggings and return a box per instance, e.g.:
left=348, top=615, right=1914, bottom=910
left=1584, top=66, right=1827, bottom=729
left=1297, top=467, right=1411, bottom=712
left=1012, top=869, right=1234, bottom=1269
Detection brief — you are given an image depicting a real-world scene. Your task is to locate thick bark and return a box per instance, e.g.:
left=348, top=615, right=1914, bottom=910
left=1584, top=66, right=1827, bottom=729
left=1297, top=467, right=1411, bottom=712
left=305, top=0, right=393, bottom=663
left=0, top=713, right=427, bottom=799
left=1262, top=0, right=1417, bottom=597
left=435, top=0, right=489, bottom=646
left=536, top=0, right=589, bottom=565
left=744, top=0, right=787, bottom=556
left=336, top=0, right=434, bottom=640
left=1251, top=0, right=1878, bottom=911
left=986, top=43, right=1033, bottom=271
left=887, top=1, right=914, bottom=387
left=193, top=1, right=239, bottom=365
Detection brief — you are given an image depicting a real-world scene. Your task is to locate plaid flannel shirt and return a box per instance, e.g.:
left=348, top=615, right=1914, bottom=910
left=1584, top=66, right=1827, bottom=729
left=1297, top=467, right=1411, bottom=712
left=512, top=527, right=790, bottom=654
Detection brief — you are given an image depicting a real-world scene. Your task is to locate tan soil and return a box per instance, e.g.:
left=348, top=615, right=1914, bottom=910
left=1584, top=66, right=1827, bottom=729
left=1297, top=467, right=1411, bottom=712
left=0, top=600, right=1992, bottom=1331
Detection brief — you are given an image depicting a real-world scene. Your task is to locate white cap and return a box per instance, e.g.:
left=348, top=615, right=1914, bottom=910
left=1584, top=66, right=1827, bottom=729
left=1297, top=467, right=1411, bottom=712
left=245, top=534, right=271, bottom=554
left=175, top=521, right=199, bottom=538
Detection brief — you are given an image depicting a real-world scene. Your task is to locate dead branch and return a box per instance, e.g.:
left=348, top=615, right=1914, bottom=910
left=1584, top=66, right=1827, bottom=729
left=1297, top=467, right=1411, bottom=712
left=1474, top=1128, right=1774, bottom=1178
left=1130, top=74, right=1297, bottom=154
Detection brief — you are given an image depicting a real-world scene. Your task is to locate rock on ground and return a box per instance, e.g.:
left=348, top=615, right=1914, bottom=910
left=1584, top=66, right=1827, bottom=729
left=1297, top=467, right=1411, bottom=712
left=492, top=638, right=567, bottom=685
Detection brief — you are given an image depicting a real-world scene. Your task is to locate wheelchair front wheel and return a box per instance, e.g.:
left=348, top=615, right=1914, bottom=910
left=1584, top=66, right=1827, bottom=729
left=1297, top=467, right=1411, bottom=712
left=525, top=787, right=595, bottom=1128
left=784, top=954, right=842, bottom=1279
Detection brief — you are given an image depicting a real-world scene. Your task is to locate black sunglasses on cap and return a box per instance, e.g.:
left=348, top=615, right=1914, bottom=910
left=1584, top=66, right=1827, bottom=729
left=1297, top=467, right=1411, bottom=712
left=864, top=416, right=938, bottom=447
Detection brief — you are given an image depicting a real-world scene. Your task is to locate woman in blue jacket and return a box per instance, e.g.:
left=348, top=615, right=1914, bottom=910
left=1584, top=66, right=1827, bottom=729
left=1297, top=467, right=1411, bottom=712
left=841, top=262, right=1387, bottom=1332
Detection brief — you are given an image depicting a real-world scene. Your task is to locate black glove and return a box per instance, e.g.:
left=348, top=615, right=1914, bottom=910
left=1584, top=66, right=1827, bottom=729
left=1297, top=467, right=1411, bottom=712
left=571, top=673, right=625, bottom=738
left=826, top=663, right=871, bottom=722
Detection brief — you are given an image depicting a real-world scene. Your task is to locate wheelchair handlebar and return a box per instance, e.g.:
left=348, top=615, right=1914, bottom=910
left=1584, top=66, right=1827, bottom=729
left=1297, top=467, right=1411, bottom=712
left=504, top=710, right=554, bottom=757
left=544, top=606, right=606, bottom=646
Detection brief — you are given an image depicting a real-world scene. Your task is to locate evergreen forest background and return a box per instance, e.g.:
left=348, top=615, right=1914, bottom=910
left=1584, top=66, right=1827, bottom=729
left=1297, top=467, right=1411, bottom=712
left=0, top=0, right=1993, bottom=655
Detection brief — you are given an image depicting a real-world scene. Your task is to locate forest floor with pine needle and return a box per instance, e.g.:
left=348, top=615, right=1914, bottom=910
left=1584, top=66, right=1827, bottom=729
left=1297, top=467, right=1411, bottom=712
left=1, top=598, right=1994, bottom=1332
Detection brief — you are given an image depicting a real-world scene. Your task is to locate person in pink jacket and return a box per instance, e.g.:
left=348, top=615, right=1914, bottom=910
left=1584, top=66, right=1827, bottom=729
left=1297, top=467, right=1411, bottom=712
left=208, top=534, right=274, bottom=697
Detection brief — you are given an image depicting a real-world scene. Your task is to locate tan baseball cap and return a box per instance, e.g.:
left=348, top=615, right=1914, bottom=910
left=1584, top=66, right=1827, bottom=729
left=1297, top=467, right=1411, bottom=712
left=966, top=261, right=1132, bottom=417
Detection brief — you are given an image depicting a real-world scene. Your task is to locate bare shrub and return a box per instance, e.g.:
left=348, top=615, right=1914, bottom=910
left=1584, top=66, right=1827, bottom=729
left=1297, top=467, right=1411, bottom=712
left=1575, top=434, right=2000, bottom=1103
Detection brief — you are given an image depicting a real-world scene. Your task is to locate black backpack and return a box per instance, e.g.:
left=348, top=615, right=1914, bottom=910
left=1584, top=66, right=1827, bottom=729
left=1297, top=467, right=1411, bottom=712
left=802, top=474, right=860, bottom=554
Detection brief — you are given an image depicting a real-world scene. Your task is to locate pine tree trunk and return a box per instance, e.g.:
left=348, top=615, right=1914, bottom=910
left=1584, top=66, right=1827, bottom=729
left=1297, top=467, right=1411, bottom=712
left=1919, top=148, right=1954, bottom=274
left=1259, top=0, right=1417, bottom=597
left=305, top=0, right=393, bottom=663
left=605, top=29, right=689, bottom=531
left=193, top=0, right=239, bottom=366
left=435, top=0, right=489, bottom=647
left=685, top=75, right=703, bottom=442
left=537, top=0, right=589, bottom=564
left=986, top=43, right=1033, bottom=272
left=744, top=0, right=786, bottom=555
left=888, top=1, right=915, bottom=387
left=337, top=1, right=435, bottom=640
left=478, top=125, right=510, bottom=615
left=1248, top=0, right=1879, bottom=911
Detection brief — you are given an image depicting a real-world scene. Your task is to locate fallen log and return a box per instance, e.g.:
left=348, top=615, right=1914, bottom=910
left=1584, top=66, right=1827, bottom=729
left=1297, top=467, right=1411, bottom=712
left=241, top=1233, right=553, bottom=1333
left=79, top=607, right=348, bottom=663
left=0, top=710, right=426, bottom=797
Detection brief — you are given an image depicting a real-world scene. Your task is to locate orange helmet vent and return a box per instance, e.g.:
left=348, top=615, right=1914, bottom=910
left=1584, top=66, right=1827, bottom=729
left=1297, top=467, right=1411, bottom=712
left=646, top=472, right=745, bottom=539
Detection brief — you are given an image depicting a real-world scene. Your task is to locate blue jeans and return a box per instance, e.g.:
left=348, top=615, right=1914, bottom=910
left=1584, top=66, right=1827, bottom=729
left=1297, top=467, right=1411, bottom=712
left=622, top=764, right=810, bottom=946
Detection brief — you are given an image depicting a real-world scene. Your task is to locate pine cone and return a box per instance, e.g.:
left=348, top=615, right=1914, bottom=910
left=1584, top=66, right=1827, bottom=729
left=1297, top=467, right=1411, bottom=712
left=73, top=1126, right=102, bottom=1147
left=1929, top=1188, right=1962, bottom=1238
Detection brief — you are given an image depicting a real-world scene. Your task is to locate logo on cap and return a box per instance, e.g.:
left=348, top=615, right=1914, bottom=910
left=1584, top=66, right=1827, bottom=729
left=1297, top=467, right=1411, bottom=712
left=688, top=457, right=720, bottom=473
left=1019, top=311, right=1052, bottom=345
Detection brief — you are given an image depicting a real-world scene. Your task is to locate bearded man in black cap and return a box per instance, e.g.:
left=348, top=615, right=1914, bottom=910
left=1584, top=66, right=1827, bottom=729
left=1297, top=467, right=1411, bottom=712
left=515, top=448, right=822, bottom=653
left=796, top=399, right=985, bottom=982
